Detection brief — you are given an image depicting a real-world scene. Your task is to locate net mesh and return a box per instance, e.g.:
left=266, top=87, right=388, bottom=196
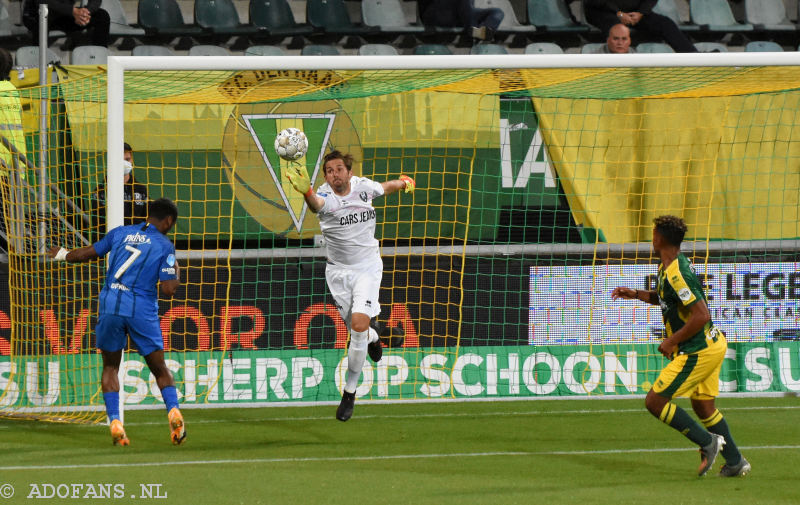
left=1, top=62, right=800, bottom=421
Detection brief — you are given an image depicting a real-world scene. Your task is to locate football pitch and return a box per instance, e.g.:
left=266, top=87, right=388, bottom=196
left=1, top=396, right=798, bottom=505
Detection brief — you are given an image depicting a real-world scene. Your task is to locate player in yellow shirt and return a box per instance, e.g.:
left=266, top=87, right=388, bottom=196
left=612, top=215, right=749, bottom=477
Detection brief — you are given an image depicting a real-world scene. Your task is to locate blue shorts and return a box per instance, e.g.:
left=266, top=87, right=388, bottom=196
left=95, top=313, right=164, bottom=357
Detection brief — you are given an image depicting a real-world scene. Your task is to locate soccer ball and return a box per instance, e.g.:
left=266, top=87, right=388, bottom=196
left=274, top=128, right=309, bottom=161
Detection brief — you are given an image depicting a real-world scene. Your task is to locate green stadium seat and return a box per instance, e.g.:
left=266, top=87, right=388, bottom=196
left=15, top=46, right=61, bottom=67
left=358, top=43, right=399, bottom=55
left=248, top=0, right=313, bottom=40
left=413, top=43, right=452, bottom=55
left=475, top=0, right=536, bottom=36
left=361, top=0, right=424, bottom=35
left=652, top=0, right=700, bottom=31
left=690, top=0, right=754, bottom=32
left=636, top=42, right=675, bottom=53
left=527, top=0, right=589, bottom=33
left=524, top=42, right=563, bottom=54
left=131, top=44, right=176, bottom=56
left=301, top=44, right=341, bottom=55
left=306, top=0, right=379, bottom=41
left=101, top=0, right=146, bottom=37
left=744, top=0, right=795, bottom=31
left=745, top=40, right=783, bottom=51
left=694, top=41, right=728, bottom=52
left=188, top=44, right=230, bottom=55
left=244, top=44, right=286, bottom=55
left=138, top=0, right=203, bottom=38
left=71, top=45, right=109, bottom=64
left=470, top=43, right=508, bottom=54
left=194, top=0, right=259, bottom=37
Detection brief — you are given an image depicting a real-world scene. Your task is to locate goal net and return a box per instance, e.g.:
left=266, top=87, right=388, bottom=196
left=2, top=53, right=800, bottom=422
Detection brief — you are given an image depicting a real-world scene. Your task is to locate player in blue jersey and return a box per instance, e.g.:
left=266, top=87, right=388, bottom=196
left=48, top=198, right=186, bottom=446
left=612, top=215, right=749, bottom=477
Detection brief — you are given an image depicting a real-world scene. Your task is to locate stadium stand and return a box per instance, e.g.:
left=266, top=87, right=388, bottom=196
left=71, top=44, right=109, bottom=64
left=194, top=0, right=259, bottom=42
left=694, top=41, right=728, bottom=52
left=306, top=0, right=378, bottom=46
left=413, top=43, right=452, bottom=55
left=527, top=0, right=590, bottom=33
left=637, top=42, right=675, bottom=52
left=361, top=0, right=424, bottom=36
left=470, top=42, right=508, bottom=54
left=0, top=0, right=31, bottom=39
left=188, top=44, right=231, bottom=55
left=102, top=0, right=146, bottom=38
left=744, top=0, right=795, bottom=31
left=244, top=44, right=286, bottom=55
left=474, top=0, right=536, bottom=41
left=138, top=0, right=203, bottom=47
left=745, top=40, right=784, bottom=51
left=301, top=43, right=341, bottom=55
left=524, top=41, right=564, bottom=53
left=358, top=43, right=399, bottom=55
left=131, top=44, right=176, bottom=55
left=689, top=0, right=754, bottom=32
left=15, top=45, right=61, bottom=67
left=580, top=42, right=605, bottom=53
left=652, top=0, right=701, bottom=32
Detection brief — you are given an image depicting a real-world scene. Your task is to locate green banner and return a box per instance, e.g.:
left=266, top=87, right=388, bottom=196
left=2, top=343, right=800, bottom=408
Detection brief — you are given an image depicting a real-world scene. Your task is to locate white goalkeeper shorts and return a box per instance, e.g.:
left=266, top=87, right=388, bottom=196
left=325, top=258, right=383, bottom=325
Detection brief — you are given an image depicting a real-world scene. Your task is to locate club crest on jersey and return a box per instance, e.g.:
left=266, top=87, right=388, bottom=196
left=166, top=254, right=176, bottom=266
left=124, top=232, right=151, bottom=244
left=678, top=288, right=692, bottom=301
left=359, top=191, right=368, bottom=202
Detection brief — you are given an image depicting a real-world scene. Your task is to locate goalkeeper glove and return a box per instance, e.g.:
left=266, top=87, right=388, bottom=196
left=286, top=164, right=312, bottom=196
left=399, top=175, right=415, bottom=193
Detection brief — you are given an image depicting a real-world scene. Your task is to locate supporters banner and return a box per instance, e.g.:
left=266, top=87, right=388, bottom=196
left=2, top=343, right=800, bottom=408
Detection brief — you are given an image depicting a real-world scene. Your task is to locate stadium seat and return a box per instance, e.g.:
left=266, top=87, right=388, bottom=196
left=244, top=44, right=285, bottom=55
left=527, top=0, right=589, bottom=33
left=101, top=0, right=146, bottom=37
left=15, top=46, right=61, bottom=67
left=524, top=42, right=563, bottom=54
left=474, top=0, right=536, bottom=36
left=138, top=0, right=203, bottom=38
left=413, top=43, right=452, bottom=55
left=249, top=0, right=313, bottom=39
left=131, top=44, right=176, bottom=56
left=195, top=0, right=261, bottom=41
left=636, top=42, right=675, bottom=53
left=188, top=44, right=230, bottom=55
left=361, top=0, right=424, bottom=35
left=694, top=41, right=728, bottom=52
left=652, top=0, right=700, bottom=31
left=744, top=0, right=795, bottom=31
left=689, top=0, right=754, bottom=32
left=301, top=44, right=341, bottom=55
left=71, top=45, right=109, bottom=64
left=0, top=0, right=31, bottom=38
left=306, top=0, right=378, bottom=41
left=358, top=43, right=399, bottom=55
left=580, top=42, right=605, bottom=54
left=470, top=43, right=508, bottom=54
left=745, top=40, right=783, bottom=51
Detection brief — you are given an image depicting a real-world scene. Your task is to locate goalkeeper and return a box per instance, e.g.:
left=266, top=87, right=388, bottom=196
left=286, top=150, right=415, bottom=422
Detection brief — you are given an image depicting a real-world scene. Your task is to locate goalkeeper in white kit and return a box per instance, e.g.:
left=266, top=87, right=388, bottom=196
left=286, top=150, right=415, bottom=421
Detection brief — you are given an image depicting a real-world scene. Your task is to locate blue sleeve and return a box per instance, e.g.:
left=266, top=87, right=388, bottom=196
left=158, top=242, right=178, bottom=281
left=92, top=226, right=119, bottom=256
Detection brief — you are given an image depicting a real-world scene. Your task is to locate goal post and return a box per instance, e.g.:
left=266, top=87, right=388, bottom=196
left=3, top=52, right=800, bottom=423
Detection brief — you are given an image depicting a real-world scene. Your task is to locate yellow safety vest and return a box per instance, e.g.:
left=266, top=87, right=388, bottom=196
left=0, top=80, right=26, bottom=176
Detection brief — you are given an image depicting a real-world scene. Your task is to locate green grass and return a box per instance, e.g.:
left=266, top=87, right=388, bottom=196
left=0, top=397, right=798, bottom=505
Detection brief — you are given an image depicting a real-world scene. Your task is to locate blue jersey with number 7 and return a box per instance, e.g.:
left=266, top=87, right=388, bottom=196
left=93, top=222, right=178, bottom=317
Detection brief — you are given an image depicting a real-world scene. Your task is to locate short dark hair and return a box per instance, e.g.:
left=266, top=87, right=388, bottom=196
left=323, top=150, right=353, bottom=172
left=653, top=215, right=688, bottom=246
left=149, top=198, right=178, bottom=222
left=0, top=48, right=13, bottom=81
left=124, top=142, right=133, bottom=153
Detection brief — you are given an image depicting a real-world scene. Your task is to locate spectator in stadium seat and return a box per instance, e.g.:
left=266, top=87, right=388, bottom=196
left=93, top=142, right=149, bottom=232
left=595, top=23, right=635, bottom=53
left=583, top=0, right=696, bottom=53
left=22, top=0, right=110, bottom=48
left=419, top=0, right=504, bottom=42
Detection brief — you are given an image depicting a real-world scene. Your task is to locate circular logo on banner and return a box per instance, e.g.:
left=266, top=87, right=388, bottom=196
left=222, top=98, right=362, bottom=239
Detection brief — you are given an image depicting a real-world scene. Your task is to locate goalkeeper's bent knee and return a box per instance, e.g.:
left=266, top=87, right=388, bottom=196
left=349, top=328, right=368, bottom=351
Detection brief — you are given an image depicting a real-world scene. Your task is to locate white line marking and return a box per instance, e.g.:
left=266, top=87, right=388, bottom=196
left=1, top=445, right=798, bottom=472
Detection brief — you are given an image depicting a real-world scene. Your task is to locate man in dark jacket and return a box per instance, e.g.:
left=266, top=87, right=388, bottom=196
left=23, top=0, right=110, bottom=47
left=583, top=0, right=696, bottom=52
left=94, top=142, right=149, bottom=232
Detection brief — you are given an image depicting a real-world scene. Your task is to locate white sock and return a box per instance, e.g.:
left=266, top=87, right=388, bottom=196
left=345, top=328, right=368, bottom=393
left=368, top=326, right=379, bottom=344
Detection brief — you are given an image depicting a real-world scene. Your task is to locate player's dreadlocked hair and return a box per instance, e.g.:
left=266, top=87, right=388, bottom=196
left=149, top=198, right=179, bottom=222
left=653, top=215, right=688, bottom=246
left=323, top=150, right=354, bottom=171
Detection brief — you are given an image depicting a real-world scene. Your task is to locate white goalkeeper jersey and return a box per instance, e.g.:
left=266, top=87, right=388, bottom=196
left=316, top=176, right=385, bottom=267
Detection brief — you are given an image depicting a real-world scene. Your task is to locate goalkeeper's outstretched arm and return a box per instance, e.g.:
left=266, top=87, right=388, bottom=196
left=285, top=164, right=325, bottom=213
left=381, top=175, right=415, bottom=196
